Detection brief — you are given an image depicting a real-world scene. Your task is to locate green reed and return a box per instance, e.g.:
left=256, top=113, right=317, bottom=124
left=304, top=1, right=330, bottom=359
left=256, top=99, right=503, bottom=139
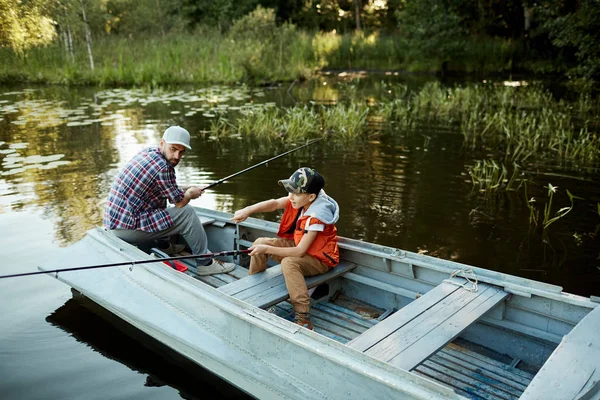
left=321, top=103, right=369, bottom=142
left=212, top=103, right=368, bottom=143
left=524, top=181, right=539, bottom=227
left=524, top=182, right=582, bottom=231
left=542, top=184, right=581, bottom=230
left=468, top=159, right=522, bottom=191
left=209, top=116, right=235, bottom=139
left=375, top=81, right=600, bottom=166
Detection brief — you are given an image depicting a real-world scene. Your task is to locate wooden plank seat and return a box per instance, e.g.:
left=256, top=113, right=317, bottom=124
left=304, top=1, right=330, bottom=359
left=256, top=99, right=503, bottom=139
left=519, top=305, right=600, bottom=400
left=218, top=260, right=356, bottom=309
left=347, top=278, right=509, bottom=371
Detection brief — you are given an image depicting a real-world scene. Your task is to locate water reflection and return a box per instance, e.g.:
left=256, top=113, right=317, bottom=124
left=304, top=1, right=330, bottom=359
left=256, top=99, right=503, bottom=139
left=0, top=80, right=599, bottom=298
left=47, top=297, right=251, bottom=399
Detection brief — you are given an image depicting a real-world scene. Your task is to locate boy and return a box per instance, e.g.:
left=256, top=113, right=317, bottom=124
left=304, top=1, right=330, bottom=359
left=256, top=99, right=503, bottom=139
left=230, top=167, right=340, bottom=330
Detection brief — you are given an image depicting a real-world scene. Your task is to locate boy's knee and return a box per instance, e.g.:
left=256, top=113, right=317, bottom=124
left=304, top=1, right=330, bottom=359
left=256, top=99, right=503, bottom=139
left=252, top=237, right=271, bottom=246
left=281, top=258, right=300, bottom=274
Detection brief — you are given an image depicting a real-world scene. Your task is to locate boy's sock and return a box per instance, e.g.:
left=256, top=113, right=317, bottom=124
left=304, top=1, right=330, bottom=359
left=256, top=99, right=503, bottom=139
left=294, top=312, right=313, bottom=330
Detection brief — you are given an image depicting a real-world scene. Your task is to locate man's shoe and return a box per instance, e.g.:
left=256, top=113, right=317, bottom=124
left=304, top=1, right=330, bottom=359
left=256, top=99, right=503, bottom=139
left=158, top=243, right=186, bottom=256
left=196, top=259, right=236, bottom=276
left=294, top=313, right=313, bottom=330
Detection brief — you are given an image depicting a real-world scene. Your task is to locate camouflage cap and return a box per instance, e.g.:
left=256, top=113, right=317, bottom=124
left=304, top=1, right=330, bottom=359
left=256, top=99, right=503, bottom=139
left=278, top=167, right=325, bottom=194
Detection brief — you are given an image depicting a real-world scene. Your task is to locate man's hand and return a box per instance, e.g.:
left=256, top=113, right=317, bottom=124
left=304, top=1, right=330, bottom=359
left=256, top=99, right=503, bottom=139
left=230, top=208, right=251, bottom=223
left=185, top=186, right=204, bottom=200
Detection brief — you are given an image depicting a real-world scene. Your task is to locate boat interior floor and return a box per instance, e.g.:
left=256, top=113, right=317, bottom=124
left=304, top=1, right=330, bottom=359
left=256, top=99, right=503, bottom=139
left=181, top=262, right=539, bottom=400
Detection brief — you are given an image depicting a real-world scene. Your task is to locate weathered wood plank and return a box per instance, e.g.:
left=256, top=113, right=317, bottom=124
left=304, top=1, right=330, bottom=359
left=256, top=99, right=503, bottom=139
left=426, top=355, right=524, bottom=397
left=311, top=312, right=365, bottom=340
left=366, top=285, right=496, bottom=362
left=314, top=302, right=377, bottom=329
left=414, top=365, right=504, bottom=400
left=218, top=261, right=356, bottom=309
left=519, top=305, right=600, bottom=400
left=443, top=343, right=535, bottom=383
left=218, top=265, right=283, bottom=296
left=310, top=307, right=366, bottom=335
left=347, top=280, right=462, bottom=352
left=388, top=287, right=509, bottom=370
left=434, top=351, right=529, bottom=391
left=237, top=274, right=287, bottom=301
left=348, top=280, right=508, bottom=373
left=241, top=261, right=356, bottom=308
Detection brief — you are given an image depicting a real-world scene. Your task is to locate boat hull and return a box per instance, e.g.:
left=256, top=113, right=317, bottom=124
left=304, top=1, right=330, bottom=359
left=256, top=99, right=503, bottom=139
left=40, top=206, right=599, bottom=400
left=41, top=227, right=460, bottom=400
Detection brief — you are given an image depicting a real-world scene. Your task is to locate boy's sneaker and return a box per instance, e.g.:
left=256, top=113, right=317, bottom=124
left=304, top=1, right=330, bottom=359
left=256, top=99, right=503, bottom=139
left=294, top=313, right=313, bottom=330
left=196, top=259, right=236, bottom=276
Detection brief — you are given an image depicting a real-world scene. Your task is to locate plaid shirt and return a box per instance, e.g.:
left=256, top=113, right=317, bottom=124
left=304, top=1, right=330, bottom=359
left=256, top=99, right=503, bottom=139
left=103, top=147, right=185, bottom=232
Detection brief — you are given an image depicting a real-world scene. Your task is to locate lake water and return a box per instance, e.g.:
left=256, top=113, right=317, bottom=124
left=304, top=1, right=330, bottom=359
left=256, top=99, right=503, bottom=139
left=1, top=76, right=599, bottom=399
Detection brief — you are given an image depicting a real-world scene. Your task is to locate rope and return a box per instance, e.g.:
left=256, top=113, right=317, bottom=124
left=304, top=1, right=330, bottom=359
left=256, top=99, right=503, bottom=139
left=444, top=267, right=479, bottom=292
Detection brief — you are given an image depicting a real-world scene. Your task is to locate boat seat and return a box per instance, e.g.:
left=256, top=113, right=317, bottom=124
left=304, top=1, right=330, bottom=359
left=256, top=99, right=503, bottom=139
left=218, top=260, right=356, bottom=309
left=347, top=278, right=509, bottom=371
left=519, top=305, right=600, bottom=400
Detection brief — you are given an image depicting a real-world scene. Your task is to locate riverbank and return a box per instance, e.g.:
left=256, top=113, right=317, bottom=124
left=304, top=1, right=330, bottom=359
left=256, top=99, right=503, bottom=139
left=0, top=31, right=544, bottom=87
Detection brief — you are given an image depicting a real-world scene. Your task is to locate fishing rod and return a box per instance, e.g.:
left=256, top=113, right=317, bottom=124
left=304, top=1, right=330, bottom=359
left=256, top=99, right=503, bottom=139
left=202, top=136, right=324, bottom=190
left=0, top=249, right=251, bottom=280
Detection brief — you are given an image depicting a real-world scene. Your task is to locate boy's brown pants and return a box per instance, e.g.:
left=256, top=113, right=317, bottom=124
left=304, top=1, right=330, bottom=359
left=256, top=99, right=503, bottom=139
left=249, top=237, right=328, bottom=314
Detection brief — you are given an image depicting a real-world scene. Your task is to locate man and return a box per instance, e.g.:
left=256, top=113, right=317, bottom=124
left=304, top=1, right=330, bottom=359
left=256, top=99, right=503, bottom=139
left=103, top=125, right=235, bottom=276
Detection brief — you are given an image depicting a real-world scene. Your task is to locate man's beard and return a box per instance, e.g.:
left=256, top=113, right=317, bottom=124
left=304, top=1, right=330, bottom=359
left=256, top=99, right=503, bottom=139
left=161, top=149, right=179, bottom=166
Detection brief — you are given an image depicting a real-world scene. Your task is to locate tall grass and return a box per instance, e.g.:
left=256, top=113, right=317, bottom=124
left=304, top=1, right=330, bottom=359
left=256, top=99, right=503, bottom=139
left=0, top=30, right=529, bottom=86
left=525, top=182, right=582, bottom=231
left=468, top=159, right=523, bottom=191
left=376, top=82, right=600, bottom=166
left=0, top=31, right=316, bottom=86
left=208, top=80, right=598, bottom=166
left=211, top=103, right=368, bottom=143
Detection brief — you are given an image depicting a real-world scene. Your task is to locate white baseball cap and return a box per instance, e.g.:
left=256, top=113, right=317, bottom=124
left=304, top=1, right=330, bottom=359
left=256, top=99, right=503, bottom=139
left=162, top=126, right=191, bottom=150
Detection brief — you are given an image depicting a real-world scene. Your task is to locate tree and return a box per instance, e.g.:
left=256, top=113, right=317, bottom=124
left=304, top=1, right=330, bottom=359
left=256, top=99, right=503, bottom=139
left=79, top=0, right=94, bottom=70
left=0, top=0, right=56, bottom=53
left=396, top=0, right=467, bottom=71
left=106, top=0, right=186, bottom=36
left=537, top=0, right=600, bottom=80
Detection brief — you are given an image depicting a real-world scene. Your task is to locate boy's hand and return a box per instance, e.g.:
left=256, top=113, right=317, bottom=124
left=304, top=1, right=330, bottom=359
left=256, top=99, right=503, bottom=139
left=249, top=244, right=268, bottom=256
left=230, top=208, right=250, bottom=223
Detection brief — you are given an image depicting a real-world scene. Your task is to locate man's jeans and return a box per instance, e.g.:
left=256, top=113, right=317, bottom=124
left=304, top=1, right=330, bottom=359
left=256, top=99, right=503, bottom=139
left=110, top=205, right=211, bottom=265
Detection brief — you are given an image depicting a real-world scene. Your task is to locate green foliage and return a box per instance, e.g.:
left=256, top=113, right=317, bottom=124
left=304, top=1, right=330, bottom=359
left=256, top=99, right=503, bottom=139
left=525, top=182, right=582, bottom=232
left=0, top=0, right=56, bottom=53
left=226, top=7, right=315, bottom=83
left=541, top=184, right=582, bottom=230
left=468, top=160, right=522, bottom=191
left=395, top=0, right=467, bottom=69
left=537, top=0, right=600, bottom=80
left=374, top=81, right=600, bottom=166
left=229, top=5, right=277, bottom=41
left=213, top=103, right=369, bottom=143
left=104, top=0, right=186, bottom=36
left=2, top=0, right=600, bottom=84
left=182, top=0, right=260, bottom=30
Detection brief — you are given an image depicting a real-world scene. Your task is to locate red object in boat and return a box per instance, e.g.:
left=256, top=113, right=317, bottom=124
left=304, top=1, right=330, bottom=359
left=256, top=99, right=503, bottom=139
left=163, top=260, right=188, bottom=273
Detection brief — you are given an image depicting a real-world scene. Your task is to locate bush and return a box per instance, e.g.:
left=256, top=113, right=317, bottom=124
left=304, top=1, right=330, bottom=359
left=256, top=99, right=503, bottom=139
left=229, top=6, right=277, bottom=42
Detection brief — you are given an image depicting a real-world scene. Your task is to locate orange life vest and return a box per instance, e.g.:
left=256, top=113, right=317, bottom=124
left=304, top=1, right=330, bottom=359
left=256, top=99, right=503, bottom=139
left=277, top=199, right=339, bottom=268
